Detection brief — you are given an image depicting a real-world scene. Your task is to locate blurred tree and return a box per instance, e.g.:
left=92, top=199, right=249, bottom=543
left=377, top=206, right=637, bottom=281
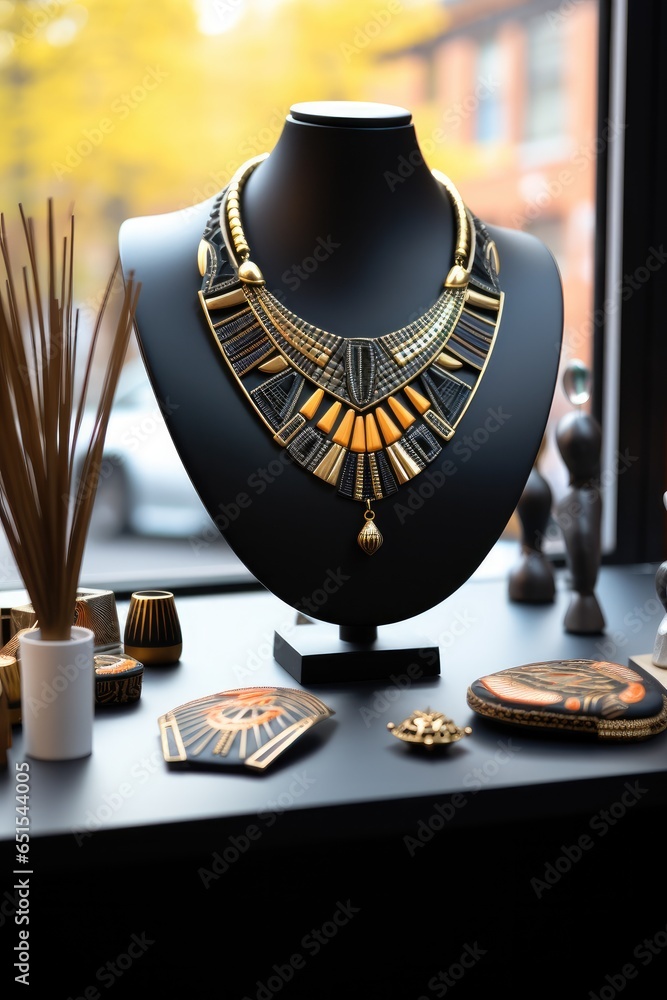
left=0, top=1, right=448, bottom=276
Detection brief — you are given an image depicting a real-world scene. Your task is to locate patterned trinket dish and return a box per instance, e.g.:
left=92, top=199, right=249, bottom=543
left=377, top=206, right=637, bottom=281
left=466, top=658, right=667, bottom=741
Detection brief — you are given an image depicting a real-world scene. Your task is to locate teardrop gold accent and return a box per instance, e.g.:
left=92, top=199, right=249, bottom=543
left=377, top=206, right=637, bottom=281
left=364, top=413, right=382, bottom=452
left=350, top=416, right=366, bottom=453
left=444, top=263, right=469, bottom=289
left=258, top=355, right=290, bottom=374
left=238, top=260, right=265, bottom=285
left=387, top=395, right=416, bottom=429
left=299, top=387, right=325, bottom=419
left=197, top=239, right=211, bottom=277
left=375, top=406, right=402, bottom=445
left=332, top=408, right=355, bottom=447
left=358, top=506, right=383, bottom=555
left=435, top=351, right=463, bottom=370
left=317, top=400, right=342, bottom=434
left=403, top=385, right=431, bottom=415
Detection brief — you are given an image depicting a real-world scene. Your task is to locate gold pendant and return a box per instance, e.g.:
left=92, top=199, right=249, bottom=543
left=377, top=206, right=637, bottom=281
left=357, top=501, right=383, bottom=555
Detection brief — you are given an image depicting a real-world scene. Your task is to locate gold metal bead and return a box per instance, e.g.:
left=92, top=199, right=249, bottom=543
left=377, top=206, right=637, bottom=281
left=444, top=264, right=469, bottom=289
left=465, top=287, right=500, bottom=311
left=258, top=355, right=290, bottom=374
left=357, top=506, right=383, bottom=555
left=486, top=239, right=500, bottom=275
left=435, top=351, right=463, bottom=370
left=202, top=287, right=247, bottom=310
left=238, top=260, right=265, bottom=285
left=197, top=239, right=211, bottom=277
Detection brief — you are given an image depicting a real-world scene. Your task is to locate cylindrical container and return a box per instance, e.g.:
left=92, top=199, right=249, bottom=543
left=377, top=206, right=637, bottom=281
left=123, top=590, right=182, bottom=665
left=19, top=626, right=95, bottom=761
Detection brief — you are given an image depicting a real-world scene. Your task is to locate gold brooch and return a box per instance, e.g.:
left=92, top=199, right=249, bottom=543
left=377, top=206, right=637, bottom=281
left=387, top=708, right=472, bottom=748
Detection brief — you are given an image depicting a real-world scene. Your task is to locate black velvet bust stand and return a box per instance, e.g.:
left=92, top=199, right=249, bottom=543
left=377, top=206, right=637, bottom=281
left=119, top=101, right=563, bottom=683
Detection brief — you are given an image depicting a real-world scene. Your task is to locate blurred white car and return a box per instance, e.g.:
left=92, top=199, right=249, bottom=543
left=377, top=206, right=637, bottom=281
left=76, top=359, right=215, bottom=540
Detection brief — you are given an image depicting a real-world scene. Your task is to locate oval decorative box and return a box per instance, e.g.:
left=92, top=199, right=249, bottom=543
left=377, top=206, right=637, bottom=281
left=466, top=658, right=667, bottom=741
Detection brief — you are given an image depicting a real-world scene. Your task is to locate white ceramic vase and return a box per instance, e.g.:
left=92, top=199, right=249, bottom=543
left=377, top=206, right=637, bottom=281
left=19, top=626, right=95, bottom=761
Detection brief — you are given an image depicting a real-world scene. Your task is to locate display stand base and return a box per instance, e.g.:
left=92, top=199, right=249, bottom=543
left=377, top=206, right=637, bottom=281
left=629, top=653, right=667, bottom=685
left=273, top=620, right=441, bottom=685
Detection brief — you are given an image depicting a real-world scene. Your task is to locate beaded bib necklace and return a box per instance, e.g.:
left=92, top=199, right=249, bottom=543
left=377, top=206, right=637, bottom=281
left=197, top=153, right=504, bottom=554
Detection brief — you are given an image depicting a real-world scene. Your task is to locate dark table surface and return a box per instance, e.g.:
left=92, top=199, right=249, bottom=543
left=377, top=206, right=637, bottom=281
left=2, top=563, right=667, bottom=996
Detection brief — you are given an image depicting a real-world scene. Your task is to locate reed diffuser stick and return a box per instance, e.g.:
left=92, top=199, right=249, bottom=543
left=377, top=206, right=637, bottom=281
left=0, top=199, right=139, bottom=640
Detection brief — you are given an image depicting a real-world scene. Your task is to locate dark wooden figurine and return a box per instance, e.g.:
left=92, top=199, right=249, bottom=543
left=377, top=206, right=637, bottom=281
left=555, top=407, right=605, bottom=634
left=508, top=463, right=556, bottom=603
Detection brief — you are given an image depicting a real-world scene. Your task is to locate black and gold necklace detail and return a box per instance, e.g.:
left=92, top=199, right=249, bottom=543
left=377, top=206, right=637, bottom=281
left=197, top=153, right=504, bottom=555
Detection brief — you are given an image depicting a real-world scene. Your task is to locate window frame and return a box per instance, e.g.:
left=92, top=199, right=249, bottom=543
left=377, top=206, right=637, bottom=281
left=595, top=0, right=667, bottom=565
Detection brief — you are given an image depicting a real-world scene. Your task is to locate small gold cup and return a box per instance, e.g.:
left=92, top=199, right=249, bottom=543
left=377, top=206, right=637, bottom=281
left=123, top=590, right=182, bottom=665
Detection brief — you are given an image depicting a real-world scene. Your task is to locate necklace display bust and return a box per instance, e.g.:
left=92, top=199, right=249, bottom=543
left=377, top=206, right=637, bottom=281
left=119, top=101, right=563, bottom=653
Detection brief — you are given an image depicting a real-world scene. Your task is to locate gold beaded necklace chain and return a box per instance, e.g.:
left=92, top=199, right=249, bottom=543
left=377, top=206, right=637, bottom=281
left=197, top=153, right=504, bottom=555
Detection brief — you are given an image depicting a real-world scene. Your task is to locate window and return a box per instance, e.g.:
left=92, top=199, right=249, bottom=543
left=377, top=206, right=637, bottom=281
left=1, top=0, right=643, bottom=599
left=475, top=37, right=505, bottom=144
left=524, top=13, right=566, bottom=144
